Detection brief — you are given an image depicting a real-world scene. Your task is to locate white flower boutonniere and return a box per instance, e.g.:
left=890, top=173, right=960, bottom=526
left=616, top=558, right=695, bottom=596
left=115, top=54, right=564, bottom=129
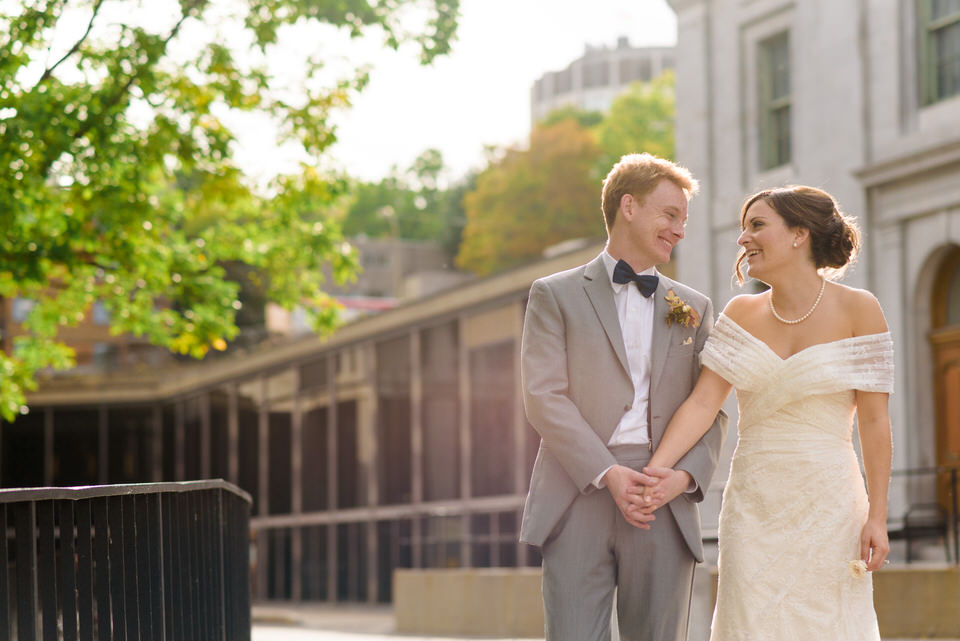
left=665, top=290, right=701, bottom=328
left=849, top=560, right=869, bottom=578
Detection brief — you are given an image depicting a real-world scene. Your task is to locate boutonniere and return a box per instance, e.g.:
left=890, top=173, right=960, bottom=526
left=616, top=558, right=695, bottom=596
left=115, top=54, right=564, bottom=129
left=664, top=290, right=701, bottom=328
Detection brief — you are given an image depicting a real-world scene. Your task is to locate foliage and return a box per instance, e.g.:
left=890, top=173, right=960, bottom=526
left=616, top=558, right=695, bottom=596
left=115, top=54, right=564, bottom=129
left=0, top=0, right=459, bottom=421
left=339, top=149, right=469, bottom=258
left=456, top=119, right=604, bottom=276
left=455, top=72, right=675, bottom=277
left=594, top=71, right=675, bottom=168
left=538, top=104, right=603, bottom=129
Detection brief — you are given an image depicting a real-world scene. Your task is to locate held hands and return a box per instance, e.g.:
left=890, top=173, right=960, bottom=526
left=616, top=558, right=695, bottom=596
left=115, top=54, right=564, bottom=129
left=603, top=464, right=664, bottom=530
left=630, top=466, right=693, bottom=513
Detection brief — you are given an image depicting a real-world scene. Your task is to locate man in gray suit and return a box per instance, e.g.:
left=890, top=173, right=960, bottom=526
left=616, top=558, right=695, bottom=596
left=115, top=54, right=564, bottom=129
left=519, top=153, right=727, bottom=641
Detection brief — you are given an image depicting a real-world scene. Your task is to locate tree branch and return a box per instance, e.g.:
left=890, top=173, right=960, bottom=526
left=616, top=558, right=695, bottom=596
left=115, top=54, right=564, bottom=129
left=36, top=0, right=106, bottom=86
left=38, top=0, right=206, bottom=177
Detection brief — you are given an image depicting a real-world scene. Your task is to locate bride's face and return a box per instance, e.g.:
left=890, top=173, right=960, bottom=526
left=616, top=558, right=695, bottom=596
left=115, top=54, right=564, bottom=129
left=737, top=200, right=799, bottom=278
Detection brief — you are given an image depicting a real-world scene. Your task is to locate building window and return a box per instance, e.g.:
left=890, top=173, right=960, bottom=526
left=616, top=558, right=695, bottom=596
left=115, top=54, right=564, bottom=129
left=11, top=298, right=35, bottom=322
left=920, top=0, right=960, bottom=104
left=583, top=61, right=610, bottom=89
left=757, top=32, right=791, bottom=170
left=93, top=301, right=110, bottom=325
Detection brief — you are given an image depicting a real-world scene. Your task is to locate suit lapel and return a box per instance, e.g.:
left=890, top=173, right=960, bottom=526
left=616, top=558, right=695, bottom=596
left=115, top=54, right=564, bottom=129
left=650, top=277, right=674, bottom=397
left=582, top=256, right=630, bottom=378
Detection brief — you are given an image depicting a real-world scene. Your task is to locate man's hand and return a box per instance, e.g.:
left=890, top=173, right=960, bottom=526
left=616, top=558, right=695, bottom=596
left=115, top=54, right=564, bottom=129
left=603, top=464, right=663, bottom=530
left=629, top=466, right=693, bottom=512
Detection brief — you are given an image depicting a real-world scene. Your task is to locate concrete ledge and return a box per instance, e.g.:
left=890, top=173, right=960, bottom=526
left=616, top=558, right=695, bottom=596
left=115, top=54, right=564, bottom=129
left=394, top=568, right=544, bottom=637
left=874, top=564, right=960, bottom=638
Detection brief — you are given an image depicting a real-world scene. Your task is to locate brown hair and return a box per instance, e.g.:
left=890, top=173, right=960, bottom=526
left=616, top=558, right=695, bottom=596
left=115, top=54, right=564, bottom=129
left=734, top=185, right=860, bottom=284
left=600, top=153, right=699, bottom=233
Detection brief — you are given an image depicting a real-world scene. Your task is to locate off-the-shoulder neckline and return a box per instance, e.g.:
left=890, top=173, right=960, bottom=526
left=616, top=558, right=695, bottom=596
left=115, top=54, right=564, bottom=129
left=717, top=313, right=892, bottom=363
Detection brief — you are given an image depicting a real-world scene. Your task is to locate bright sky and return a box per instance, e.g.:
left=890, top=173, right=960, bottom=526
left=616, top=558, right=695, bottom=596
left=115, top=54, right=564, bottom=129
left=232, top=0, right=678, bottom=184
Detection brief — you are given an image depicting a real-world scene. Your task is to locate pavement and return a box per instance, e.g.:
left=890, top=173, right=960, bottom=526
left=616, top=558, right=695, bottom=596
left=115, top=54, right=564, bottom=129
left=251, top=600, right=958, bottom=641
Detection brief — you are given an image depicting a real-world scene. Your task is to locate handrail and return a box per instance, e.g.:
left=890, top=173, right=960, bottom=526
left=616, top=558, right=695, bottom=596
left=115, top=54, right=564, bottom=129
left=0, top=481, right=252, bottom=640
left=0, top=478, right=252, bottom=504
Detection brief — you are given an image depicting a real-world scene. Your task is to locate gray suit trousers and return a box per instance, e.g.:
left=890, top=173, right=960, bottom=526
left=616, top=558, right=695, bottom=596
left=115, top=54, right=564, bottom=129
left=541, top=446, right=696, bottom=641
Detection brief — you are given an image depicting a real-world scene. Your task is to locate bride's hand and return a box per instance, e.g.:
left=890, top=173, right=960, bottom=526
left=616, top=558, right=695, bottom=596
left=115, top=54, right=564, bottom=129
left=632, top=466, right=693, bottom=510
left=859, top=517, right=890, bottom=571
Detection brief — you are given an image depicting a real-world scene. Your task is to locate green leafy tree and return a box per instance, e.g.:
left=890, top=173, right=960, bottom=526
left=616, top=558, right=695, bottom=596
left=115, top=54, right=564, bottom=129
left=456, top=119, right=604, bottom=276
left=538, top=104, right=604, bottom=129
left=594, top=71, right=675, bottom=167
left=0, top=0, right=459, bottom=420
left=340, top=148, right=469, bottom=258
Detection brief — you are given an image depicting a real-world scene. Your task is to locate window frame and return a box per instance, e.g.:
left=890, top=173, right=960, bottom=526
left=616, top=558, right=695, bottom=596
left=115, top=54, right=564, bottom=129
left=757, top=31, right=792, bottom=171
left=918, top=0, right=960, bottom=105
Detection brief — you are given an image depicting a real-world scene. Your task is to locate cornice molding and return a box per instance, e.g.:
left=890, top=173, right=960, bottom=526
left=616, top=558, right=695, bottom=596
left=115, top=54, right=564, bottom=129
left=855, top=138, right=960, bottom=188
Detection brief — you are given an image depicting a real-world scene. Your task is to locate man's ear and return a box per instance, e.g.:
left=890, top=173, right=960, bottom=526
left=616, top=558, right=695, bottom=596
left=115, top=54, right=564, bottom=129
left=620, top=193, right=634, bottom=221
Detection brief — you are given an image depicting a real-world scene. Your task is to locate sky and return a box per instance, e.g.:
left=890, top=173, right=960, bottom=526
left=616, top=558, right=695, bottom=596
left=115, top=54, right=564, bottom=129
left=230, top=0, right=678, bottom=185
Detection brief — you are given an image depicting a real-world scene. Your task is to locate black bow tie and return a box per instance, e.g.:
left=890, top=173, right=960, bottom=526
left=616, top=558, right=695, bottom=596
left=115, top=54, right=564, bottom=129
left=612, top=259, right=659, bottom=297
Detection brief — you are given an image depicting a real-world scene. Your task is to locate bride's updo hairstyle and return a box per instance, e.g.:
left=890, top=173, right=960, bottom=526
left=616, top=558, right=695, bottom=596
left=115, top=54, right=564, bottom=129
left=734, top=185, right=860, bottom=285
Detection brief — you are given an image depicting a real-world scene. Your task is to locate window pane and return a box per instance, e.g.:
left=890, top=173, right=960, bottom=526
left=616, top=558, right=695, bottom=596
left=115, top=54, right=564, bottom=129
left=758, top=32, right=791, bottom=170
left=934, top=20, right=960, bottom=99
left=932, top=0, right=960, bottom=21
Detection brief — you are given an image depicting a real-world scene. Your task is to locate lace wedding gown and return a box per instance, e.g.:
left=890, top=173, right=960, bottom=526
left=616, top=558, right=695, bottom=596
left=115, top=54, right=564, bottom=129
left=700, top=313, right=894, bottom=641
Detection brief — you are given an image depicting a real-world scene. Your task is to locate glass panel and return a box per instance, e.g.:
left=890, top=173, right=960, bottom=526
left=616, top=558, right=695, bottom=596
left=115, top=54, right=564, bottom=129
left=53, top=409, right=99, bottom=486
left=932, top=0, right=960, bottom=20
left=470, top=340, right=515, bottom=497
left=377, top=336, right=411, bottom=504
left=108, top=407, right=153, bottom=483
left=336, top=400, right=360, bottom=508
left=2, top=411, right=44, bottom=487
left=301, top=405, right=328, bottom=511
left=758, top=32, right=791, bottom=170
left=422, top=322, right=460, bottom=501
left=934, top=20, right=960, bottom=99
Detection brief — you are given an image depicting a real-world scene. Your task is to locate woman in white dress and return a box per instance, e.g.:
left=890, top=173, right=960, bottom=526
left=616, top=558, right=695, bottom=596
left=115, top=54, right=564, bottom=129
left=640, top=186, right=892, bottom=640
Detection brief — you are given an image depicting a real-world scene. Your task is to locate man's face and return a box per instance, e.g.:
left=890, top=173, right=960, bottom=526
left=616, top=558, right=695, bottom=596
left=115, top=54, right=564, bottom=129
left=621, top=179, right=688, bottom=267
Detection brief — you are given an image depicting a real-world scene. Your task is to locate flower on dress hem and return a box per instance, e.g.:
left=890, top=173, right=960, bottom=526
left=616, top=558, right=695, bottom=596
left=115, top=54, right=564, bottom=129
left=849, top=560, right=869, bottom=577
left=665, top=290, right=701, bottom=328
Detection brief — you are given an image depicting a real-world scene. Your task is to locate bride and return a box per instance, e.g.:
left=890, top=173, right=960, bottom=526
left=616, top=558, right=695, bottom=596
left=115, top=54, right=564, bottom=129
left=638, top=185, right=892, bottom=640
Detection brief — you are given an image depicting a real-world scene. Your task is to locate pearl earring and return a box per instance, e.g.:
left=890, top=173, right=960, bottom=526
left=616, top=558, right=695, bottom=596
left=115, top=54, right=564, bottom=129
left=793, top=241, right=798, bottom=248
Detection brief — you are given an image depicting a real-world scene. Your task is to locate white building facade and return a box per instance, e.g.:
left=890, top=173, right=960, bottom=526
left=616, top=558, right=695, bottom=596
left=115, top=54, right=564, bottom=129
left=669, top=0, right=960, bottom=541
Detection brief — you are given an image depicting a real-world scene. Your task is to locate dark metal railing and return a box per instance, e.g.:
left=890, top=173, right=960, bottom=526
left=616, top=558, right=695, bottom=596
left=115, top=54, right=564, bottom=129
left=889, top=465, right=960, bottom=564
left=0, top=480, right=251, bottom=641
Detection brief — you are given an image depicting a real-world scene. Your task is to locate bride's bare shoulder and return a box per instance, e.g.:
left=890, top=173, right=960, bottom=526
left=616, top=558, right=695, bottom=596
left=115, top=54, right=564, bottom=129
left=721, top=291, right=766, bottom=326
left=831, top=282, right=889, bottom=335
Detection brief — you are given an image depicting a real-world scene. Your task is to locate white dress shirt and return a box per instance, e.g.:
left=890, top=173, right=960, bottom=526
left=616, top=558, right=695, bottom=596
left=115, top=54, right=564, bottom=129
left=602, top=250, right=655, bottom=446
left=592, top=250, right=656, bottom=488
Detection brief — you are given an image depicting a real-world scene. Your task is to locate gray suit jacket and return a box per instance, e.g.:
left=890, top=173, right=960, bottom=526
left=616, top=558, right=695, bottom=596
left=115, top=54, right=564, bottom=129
left=519, top=254, right=728, bottom=562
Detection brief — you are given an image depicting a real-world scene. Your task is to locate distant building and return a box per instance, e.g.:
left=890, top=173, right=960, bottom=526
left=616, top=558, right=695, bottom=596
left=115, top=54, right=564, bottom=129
left=530, top=37, right=675, bottom=125
left=669, top=0, right=960, bottom=536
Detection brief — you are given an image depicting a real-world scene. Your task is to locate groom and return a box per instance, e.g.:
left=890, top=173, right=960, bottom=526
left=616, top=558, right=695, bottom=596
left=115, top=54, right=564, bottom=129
left=519, top=153, right=727, bottom=641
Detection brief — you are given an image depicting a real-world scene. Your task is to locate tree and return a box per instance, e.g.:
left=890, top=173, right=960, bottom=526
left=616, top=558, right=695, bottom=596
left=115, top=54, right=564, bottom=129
left=594, top=71, right=675, bottom=168
left=0, top=0, right=459, bottom=420
left=340, top=149, right=469, bottom=258
left=456, top=119, right=605, bottom=276
left=538, top=104, right=604, bottom=129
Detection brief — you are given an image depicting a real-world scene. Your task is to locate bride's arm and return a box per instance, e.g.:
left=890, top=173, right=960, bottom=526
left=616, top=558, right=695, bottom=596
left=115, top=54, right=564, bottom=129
left=648, top=367, right=733, bottom=470
left=852, top=288, right=892, bottom=570
left=856, top=390, right=891, bottom=570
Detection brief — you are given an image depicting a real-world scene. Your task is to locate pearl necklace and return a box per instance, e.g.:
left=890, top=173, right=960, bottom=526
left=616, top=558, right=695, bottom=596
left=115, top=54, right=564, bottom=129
left=769, top=278, right=826, bottom=325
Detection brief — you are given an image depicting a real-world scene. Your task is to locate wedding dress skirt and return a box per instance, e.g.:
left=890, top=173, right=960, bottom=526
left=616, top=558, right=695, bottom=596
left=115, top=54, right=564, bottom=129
left=700, top=314, right=894, bottom=641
